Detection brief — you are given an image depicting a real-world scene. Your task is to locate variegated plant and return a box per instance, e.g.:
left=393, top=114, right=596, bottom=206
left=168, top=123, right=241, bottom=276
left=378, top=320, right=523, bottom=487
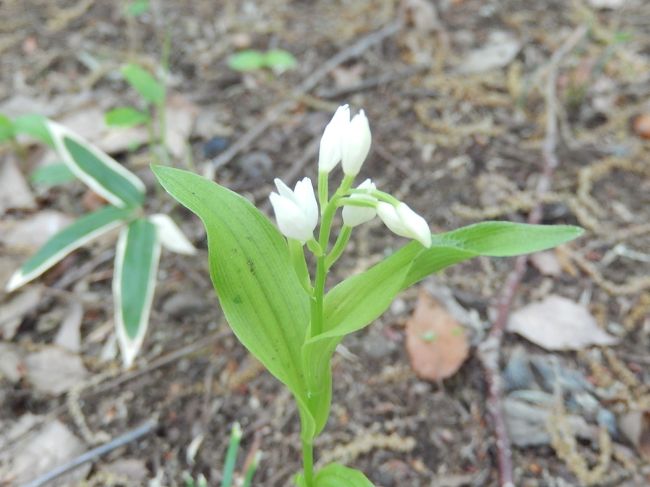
left=6, top=121, right=195, bottom=367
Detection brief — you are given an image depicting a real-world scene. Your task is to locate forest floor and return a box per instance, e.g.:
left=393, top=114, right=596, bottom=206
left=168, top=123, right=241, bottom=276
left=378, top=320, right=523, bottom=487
left=1, top=0, right=650, bottom=486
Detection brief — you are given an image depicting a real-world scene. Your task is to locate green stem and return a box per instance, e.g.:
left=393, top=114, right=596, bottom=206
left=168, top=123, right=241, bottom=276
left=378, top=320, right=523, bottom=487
left=325, top=226, right=351, bottom=270
left=221, top=422, right=242, bottom=487
left=301, top=439, right=314, bottom=487
left=318, top=171, right=328, bottom=211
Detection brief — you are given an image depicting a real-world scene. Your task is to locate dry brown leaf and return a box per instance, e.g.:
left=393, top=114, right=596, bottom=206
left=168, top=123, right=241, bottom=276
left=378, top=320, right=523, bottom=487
left=0, top=156, right=36, bottom=213
left=507, top=295, right=619, bottom=351
left=619, top=410, right=650, bottom=460
left=0, top=211, right=73, bottom=252
left=24, top=347, right=88, bottom=395
left=406, top=288, right=469, bottom=381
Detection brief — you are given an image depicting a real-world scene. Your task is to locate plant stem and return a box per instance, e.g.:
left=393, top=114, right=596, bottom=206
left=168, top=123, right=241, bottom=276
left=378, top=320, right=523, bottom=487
left=325, top=226, right=351, bottom=270
left=301, top=439, right=314, bottom=487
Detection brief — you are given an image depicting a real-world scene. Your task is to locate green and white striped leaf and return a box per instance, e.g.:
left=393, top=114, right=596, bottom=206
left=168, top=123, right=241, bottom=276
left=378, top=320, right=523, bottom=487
left=6, top=205, right=131, bottom=292
left=48, top=121, right=146, bottom=208
left=148, top=214, right=196, bottom=255
left=114, top=218, right=161, bottom=368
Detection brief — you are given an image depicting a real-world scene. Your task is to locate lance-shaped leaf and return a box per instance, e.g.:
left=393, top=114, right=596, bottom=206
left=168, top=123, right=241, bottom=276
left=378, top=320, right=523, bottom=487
left=151, top=166, right=315, bottom=437
left=301, top=222, right=583, bottom=433
left=121, top=64, right=165, bottom=104
left=296, top=464, right=375, bottom=487
left=48, top=121, right=146, bottom=208
left=114, top=218, right=161, bottom=368
left=6, top=205, right=131, bottom=292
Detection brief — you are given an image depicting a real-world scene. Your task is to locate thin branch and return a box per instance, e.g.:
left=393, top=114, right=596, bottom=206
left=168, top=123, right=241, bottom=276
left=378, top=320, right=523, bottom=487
left=477, top=25, right=588, bottom=487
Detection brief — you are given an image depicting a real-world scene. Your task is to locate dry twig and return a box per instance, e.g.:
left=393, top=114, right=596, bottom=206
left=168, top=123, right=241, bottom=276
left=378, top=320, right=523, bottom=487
left=476, top=25, right=588, bottom=487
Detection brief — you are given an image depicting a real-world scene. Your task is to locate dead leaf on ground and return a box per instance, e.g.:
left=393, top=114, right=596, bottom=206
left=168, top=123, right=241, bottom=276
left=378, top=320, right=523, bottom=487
left=54, top=300, right=83, bottom=352
left=0, top=211, right=73, bottom=252
left=0, top=156, right=36, bottom=213
left=530, top=250, right=562, bottom=277
left=619, top=410, right=650, bottom=460
left=0, top=418, right=88, bottom=485
left=24, top=346, right=88, bottom=395
left=406, top=288, right=469, bottom=381
left=164, top=93, right=199, bottom=158
left=0, top=342, right=25, bottom=382
left=0, top=286, right=43, bottom=340
left=507, top=295, right=619, bottom=351
left=457, top=31, right=521, bottom=74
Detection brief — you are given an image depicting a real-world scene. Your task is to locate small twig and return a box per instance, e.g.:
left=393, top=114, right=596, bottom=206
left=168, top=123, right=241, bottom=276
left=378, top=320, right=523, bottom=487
left=477, top=25, right=588, bottom=487
left=22, top=418, right=158, bottom=487
left=203, top=19, right=403, bottom=179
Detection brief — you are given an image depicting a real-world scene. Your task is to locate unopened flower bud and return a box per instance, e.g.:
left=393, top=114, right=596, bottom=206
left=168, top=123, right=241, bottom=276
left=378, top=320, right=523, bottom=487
left=269, top=177, right=318, bottom=243
left=341, top=110, right=371, bottom=176
left=377, top=202, right=431, bottom=248
left=318, top=105, right=350, bottom=173
left=342, top=179, right=377, bottom=227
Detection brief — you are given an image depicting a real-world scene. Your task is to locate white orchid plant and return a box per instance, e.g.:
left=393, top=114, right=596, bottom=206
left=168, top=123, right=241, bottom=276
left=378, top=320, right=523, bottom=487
left=153, top=105, right=582, bottom=486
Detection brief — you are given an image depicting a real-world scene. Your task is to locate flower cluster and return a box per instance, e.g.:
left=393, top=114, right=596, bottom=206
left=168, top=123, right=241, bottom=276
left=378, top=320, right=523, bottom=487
left=269, top=105, right=432, bottom=249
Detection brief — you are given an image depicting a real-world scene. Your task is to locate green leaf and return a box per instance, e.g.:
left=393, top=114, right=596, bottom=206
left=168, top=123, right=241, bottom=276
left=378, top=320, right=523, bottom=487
left=12, top=114, right=54, bottom=146
left=114, top=218, right=161, bottom=368
left=48, top=121, right=146, bottom=208
left=228, top=50, right=266, bottom=72
left=121, top=63, right=165, bottom=104
left=6, top=206, right=131, bottom=292
left=296, top=464, right=375, bottom=487
left=403, top=221, right=584, bottom=288
left=29, top=163, right=76, bottom=186
left=104, top=107, right=150, bottom=128
left=263, top=49, right=298, bottom=72
left=0, top=114, right=14, bottom=142
left=151, top=165, right=315, bottom=437
left=124, top=0, right=149, bottom=17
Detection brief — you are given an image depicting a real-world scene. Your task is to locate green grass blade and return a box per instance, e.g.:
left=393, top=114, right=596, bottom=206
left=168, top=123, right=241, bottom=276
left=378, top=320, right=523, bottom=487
left=114, top=218, right=161, bottom=367
left=221, top=422, right=242, bottom=487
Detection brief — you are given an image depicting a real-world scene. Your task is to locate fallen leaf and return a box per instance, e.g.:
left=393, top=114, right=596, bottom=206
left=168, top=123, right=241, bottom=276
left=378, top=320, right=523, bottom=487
left=457, top=31, right=521, bottom=74
left=0, top=286, right=43, bottom=340
left=164, top=93, right=199, bottom=158
left=619, top=410, right=650, bottom=460
left=0, top=419, right=88, bottom=485
left=0, top=342, right=24, bottom=382
left=530, top=250, right=562, bottom=277
left=24, top=346, right=88, bottom=395
left=406, top=288, right=469, bottom=381
left=54, top=301, right=83, bottom=352
left=632, top=113, right=650, bottom=140
left=0, top=211, right=73, bottom=251
left=588, top=0, right=626, bottom=8
left=0, top=156, right=36, bottom=213
left=507, top=295, right=619, bottom=351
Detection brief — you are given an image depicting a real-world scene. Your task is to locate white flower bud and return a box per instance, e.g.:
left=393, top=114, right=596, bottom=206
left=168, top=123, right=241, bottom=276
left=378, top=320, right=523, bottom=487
left=341, top=110, right=371, bottom=176
left=318, top=105, right=350, bottom=173
left=269, top=177, right=318, bottom=243
left=377, top=202, right=431, bottom=248
left=342, top=179, right=377, bottom=227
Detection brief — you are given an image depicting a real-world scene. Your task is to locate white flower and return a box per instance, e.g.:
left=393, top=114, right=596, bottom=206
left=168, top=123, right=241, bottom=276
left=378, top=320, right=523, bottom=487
left=318, top=105, right=350, bottom=173
left=377, top=202, right=431, bottom=248
left=269, top=177, right=318, bottom=243
left=341, top=109, right=371, bottom=176
left=342, top=179, right=377, bottom=227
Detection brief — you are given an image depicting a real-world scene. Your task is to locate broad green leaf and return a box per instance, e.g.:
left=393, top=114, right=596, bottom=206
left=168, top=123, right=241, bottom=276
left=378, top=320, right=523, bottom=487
left=152, top=165, right=315, bottom=437
left=121, top=64, right=165, bottom=104
left=295, top=464, right=375, bottom=487
left=48, top=121, right=146, bottom=208
left=0, top=114, right=14, bottom=142
left=114, top=218, right=161, bottom=368
left=6, top=205, right=131, bottom=292
left=263, top=49, right=298, bottom=72
left=29, top=162, right=76, bottom=186
left=228, top=50, right=266, bottom=72
left=104, top=106, right=150, bottom=128
left=12, top=114, right=54, bottom=146
left=125, top=0, right=149, bottom=16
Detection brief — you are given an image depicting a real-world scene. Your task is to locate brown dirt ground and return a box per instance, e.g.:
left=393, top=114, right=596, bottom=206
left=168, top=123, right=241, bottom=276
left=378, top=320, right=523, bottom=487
left=1, top=0, right=650, bottom=486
